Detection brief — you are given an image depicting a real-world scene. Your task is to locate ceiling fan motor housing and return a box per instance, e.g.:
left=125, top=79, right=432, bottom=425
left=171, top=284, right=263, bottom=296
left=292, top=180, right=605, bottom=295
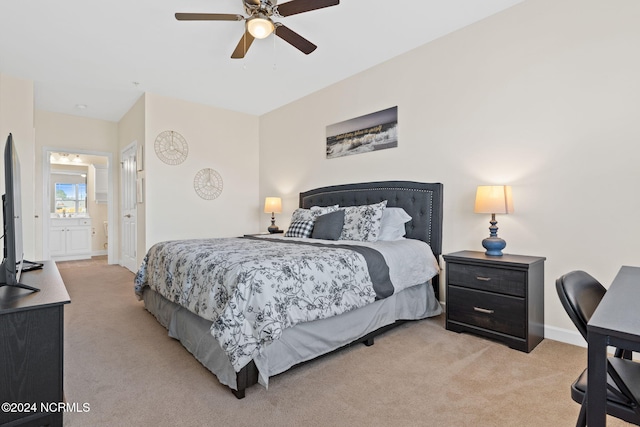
left=244, top=0, right=278, bottom=17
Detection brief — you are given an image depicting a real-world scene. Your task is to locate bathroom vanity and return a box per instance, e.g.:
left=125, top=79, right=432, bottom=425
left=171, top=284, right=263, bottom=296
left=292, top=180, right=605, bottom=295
left=49, top=216, right=92, bottom=260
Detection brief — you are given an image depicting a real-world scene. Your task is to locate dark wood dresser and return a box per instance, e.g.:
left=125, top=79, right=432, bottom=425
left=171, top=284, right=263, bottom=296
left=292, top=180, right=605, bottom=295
left=444, top=250, right=545, bottom=353
left=0, top=261, right=70, bottom=427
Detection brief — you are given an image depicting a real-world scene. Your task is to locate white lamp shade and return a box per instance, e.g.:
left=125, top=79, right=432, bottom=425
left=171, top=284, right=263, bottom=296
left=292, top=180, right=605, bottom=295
left=474, top=185, right=514, bottom=214
left=247, top=17, right=274, bottom=39
left=264, top=197, right=282, bottom=214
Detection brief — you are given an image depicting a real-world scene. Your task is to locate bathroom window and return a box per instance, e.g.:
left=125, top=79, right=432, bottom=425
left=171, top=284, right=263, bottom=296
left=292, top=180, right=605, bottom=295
left=55, top=183, right=87, bottom=214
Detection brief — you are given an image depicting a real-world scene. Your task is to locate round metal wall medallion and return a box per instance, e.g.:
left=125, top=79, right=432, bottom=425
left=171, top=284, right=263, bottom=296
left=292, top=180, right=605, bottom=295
left=193, top=168, right=223, bottom=200
left=154, top=130, right=188, bottom=165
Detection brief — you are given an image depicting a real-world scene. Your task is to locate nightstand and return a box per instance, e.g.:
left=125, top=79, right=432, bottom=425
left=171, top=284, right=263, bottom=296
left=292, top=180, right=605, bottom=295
left=443, top=250, right=546, bottom=353
left=243, top=231, right=284, bottom=237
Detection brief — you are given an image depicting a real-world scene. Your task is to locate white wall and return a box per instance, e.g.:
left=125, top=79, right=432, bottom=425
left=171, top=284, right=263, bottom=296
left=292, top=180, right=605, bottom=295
left=22, top=92, right=261, bottom=269
left=0, top=74, right=36, bottom=261
left=258, top=0, right=640, bottom=337
left=143, top=93, right=260, bottom=248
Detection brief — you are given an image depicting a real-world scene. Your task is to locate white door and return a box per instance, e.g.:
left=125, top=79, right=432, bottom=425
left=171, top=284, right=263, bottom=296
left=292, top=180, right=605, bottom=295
left=121, top=143, right=138, bottom=272
left=49, top=226, right=66, bottom=257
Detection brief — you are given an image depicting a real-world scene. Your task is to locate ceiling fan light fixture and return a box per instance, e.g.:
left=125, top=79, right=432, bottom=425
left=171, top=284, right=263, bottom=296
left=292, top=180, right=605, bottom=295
left=247, top=16, right=274, bottom=39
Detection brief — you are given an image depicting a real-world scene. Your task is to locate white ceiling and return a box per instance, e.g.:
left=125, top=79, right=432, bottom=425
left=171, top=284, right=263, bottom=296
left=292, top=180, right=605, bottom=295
left=0, top=0, right=523, bottom=122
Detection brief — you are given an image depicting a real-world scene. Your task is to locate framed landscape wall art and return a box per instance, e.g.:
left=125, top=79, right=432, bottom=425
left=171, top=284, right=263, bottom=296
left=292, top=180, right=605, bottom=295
left=326, top=106, right=398, bottom=159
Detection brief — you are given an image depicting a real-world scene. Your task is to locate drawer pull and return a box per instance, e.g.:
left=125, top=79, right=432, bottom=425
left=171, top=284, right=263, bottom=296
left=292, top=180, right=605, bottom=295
left=475, top=276, right=492, bottom=282
left=473, top=306, right=495, bottom=314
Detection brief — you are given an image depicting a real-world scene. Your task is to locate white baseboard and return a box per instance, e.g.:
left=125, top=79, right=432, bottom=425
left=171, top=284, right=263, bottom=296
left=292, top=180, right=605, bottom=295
left=92, top=250, right=108, bottom=257
left=544, top=325, right=586, bottom=348
left=544, top=325, right=638, bottom=360
left=51, top=254, right=91, bottom=262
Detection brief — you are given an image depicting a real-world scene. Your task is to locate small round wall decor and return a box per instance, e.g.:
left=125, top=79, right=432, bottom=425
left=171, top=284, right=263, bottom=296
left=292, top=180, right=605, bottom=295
left=154, top=130, right=188, bottom=165
left=193, top=168, right=223, bottom=200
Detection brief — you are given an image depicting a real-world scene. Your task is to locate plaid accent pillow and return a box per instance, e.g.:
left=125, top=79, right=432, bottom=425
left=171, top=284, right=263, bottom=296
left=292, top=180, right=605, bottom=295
left=285, top=220, right=314, bottom=238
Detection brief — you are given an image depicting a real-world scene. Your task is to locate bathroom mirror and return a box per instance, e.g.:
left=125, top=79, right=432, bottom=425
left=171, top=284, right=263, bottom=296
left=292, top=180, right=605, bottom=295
left=50, top=168, right=88, bottom=216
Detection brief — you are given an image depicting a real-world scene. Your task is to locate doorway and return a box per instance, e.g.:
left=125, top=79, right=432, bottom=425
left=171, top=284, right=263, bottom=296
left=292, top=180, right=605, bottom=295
left=42, top=148, right=115, bottom=264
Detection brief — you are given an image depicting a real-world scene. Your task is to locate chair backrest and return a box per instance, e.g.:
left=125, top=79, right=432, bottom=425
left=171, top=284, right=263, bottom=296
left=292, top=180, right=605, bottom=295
left=556, top=270, right=607, bottom=341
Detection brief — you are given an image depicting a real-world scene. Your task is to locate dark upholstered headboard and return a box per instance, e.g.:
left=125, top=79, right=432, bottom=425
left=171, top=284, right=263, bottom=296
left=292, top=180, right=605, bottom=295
left=299, top=181, right=444, bottom=259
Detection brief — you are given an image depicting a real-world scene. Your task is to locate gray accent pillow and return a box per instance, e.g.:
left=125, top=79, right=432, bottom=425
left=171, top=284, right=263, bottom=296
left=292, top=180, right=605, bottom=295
left=311, top=210, right=345, bottom=240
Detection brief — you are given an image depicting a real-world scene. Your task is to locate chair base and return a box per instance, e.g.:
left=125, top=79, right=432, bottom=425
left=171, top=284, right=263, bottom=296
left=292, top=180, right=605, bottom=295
left=571, top=361, right=640, bottom=426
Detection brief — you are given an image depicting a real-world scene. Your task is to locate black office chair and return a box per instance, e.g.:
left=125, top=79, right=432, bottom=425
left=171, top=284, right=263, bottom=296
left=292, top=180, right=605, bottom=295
left=556, top=270, right=640, bottom=426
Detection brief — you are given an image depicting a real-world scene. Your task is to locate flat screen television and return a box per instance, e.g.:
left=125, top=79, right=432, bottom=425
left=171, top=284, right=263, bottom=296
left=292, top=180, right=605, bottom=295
left=0, top=133, right=39, bottom=292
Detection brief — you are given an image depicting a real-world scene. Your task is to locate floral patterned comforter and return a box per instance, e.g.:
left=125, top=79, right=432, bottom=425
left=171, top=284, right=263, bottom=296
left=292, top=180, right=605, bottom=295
left=134, top=237, right=396, bottom=372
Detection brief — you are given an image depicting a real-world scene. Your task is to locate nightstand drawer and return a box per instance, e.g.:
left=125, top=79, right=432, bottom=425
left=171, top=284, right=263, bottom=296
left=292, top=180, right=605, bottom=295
left=447, top=285, right=525, bottom=338
left=447, top=263, right=526, bottom=297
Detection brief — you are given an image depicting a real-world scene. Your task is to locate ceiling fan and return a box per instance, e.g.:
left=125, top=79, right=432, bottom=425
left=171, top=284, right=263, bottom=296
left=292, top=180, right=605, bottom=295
left=175, top=0, right=340, bottom=59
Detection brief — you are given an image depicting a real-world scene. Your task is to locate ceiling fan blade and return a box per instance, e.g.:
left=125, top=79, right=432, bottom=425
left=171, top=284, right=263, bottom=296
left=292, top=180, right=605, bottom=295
left=231, top=31, right=255, bottom=59
left=175, top=13, right=244, bottom=21
left=277, top=0, right=339, bottom=17
left=275, top=25, right=317, bottom=55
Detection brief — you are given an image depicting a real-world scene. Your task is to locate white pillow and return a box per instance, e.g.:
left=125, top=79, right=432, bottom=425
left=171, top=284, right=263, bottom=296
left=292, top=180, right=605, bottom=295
left=378, top=207, right=412, bottom=241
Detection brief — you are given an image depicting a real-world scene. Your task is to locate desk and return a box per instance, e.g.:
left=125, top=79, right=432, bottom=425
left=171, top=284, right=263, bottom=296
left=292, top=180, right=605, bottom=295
left=587, top=266, right=640, bottom=426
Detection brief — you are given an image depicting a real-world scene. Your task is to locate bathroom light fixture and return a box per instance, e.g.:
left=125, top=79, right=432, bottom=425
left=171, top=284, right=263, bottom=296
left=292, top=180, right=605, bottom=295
left=73, top=155, right=82, bottom=163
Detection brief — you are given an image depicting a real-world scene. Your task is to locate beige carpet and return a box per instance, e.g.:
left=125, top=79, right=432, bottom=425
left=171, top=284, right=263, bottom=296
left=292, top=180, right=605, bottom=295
left=58, top=257, right=630, bottom=427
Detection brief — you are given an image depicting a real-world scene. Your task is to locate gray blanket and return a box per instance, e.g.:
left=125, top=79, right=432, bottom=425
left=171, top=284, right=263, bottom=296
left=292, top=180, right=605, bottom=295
left=244, top=236, right=394, bottom=299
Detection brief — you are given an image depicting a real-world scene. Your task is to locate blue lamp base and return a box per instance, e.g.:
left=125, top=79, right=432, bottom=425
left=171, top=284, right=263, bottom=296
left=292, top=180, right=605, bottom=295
left=482, top=237, right=506, bottom=256
left=482, top=213, right=506, bottom=256
left=267, top=213, right=279, bottom=233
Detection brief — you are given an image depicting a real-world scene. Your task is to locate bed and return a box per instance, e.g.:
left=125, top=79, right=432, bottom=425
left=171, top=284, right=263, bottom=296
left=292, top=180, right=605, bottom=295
left=134, top=180, right=444, bottom=398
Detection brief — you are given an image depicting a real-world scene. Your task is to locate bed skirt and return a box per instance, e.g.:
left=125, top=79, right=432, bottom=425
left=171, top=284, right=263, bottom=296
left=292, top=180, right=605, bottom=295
left=142, top=281, right=441, bottom=390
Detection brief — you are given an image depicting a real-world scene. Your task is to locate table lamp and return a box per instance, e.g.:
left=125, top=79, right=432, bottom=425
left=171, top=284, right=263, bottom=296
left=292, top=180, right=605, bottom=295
left=264, top=197, right=282, bottom=233
left=474, top=185, right=513, bottom=256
